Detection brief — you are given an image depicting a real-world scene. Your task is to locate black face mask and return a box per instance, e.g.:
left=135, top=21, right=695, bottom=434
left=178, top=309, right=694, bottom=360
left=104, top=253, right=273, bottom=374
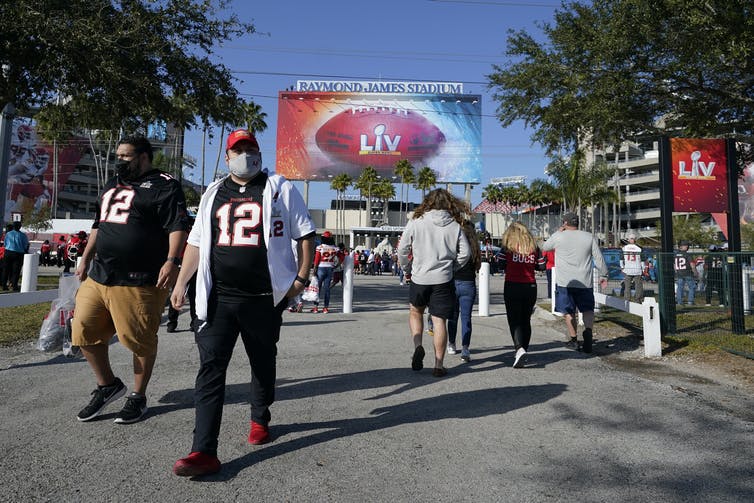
left=116, top=157, right=141, bottom=181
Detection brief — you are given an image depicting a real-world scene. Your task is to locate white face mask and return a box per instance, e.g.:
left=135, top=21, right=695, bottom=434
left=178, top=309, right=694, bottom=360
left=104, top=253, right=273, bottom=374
left=228, top=152, right=262, bottom=179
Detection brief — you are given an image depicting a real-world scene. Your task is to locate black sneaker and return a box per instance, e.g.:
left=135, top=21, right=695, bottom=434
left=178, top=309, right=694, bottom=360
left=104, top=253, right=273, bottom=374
left=582, top=328, right=593, bottom=354
left=565, top=337, right=578, bottom=349
left=166, top=321, right=177, bottom=333
left=77, top=378, right=126, bottom=422
left=114, top=393, right=148, bottom=424
left=411, top=345, right=425, bottom=371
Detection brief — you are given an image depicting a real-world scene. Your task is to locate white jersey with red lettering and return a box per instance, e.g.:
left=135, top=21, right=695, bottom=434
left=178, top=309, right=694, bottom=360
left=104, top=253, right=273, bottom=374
left=314, top=243, right=341, bottom=268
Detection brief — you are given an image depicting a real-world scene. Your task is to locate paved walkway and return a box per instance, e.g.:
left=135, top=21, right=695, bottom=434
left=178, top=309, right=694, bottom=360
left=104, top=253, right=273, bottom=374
left=0, top=274, right=752, bottom=502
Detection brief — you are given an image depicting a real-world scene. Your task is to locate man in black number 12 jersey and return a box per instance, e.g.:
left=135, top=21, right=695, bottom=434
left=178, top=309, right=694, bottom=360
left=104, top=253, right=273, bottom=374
left=73, top=136, right=190, bottom=425
left=171, top=129, right=315, bottom=477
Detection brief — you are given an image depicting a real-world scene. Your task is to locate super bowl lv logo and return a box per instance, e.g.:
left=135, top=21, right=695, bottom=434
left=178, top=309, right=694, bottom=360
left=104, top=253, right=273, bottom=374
left=360, top=124, right=401, bottom=155
left=678, top=150, right=716, bottom=180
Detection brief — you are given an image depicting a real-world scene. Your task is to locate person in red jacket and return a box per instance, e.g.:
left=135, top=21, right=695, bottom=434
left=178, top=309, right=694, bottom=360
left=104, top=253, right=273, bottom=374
left=542, top=249, right=555, bottom=299
left=40, top=239, right=52, bottom=266
left=499, top=222, right=546, bottom=368
left=64, top=231, right=87, bottom=273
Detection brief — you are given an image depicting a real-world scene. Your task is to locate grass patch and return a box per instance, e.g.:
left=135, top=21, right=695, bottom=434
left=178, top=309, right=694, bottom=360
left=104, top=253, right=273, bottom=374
left=0, top=302, right=51, bottom=346
left=37, top=275, right=60, bottom=290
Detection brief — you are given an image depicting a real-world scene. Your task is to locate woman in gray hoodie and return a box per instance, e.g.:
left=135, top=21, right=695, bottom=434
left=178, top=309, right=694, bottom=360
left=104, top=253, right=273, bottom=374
left=397, top=189, right=470, bottom=377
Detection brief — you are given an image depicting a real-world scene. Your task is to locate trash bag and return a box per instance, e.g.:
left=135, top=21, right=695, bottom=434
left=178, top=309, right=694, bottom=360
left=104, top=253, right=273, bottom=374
left=301, top=276, right=319, bottom=303
left=36, top=275, right=80, bottom=352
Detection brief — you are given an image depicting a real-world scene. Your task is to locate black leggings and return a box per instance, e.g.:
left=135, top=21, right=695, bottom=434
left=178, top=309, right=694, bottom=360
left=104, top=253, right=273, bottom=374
left=503, top=281, right=538, bottom=351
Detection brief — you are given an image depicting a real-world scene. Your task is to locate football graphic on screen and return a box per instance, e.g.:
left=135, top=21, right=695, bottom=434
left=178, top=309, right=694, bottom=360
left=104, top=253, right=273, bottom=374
left=315, top=109, right=445, bottom=168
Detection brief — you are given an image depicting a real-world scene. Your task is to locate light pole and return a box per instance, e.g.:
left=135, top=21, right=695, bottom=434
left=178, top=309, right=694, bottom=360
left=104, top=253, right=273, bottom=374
left=0, top=102, right=16, bottom=225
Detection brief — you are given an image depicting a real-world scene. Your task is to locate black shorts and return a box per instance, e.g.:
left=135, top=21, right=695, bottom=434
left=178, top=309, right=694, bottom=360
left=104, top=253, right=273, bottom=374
left=408, top=281, right=456, bottom=320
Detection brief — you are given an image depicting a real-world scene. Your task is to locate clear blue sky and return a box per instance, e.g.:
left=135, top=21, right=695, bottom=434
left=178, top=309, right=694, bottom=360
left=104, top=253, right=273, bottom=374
left=183, top=0, right=560, bottom=209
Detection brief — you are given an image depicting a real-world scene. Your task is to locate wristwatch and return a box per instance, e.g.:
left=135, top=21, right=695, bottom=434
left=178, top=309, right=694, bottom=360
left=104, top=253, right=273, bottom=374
left=167, top=256, right=182, bottom=266
left=295, top=275, right=308, bottom=284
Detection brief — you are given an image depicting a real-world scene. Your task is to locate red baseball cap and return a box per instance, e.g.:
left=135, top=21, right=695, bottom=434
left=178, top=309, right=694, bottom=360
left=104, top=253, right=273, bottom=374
left=322, top=231, right=332, bottom=238
left=226, top=129, right=260, bottom=151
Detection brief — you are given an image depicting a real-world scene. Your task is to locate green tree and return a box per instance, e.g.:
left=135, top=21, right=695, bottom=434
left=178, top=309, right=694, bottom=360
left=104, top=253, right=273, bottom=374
left=394, top=159, right=415, bottom=225
left=373, top=178, right=396, bottom=226
left=330, top=173, right=352, bottom=242
left=414, top=166, right=438, bottom=200
left=354, top=166, right=379, bottom=227
left=3, top=1, right=253, bottom=127
left=528, top=178, right=559, bottom=233
left=741, top=223, right=754, bottom=251
left=183, top=185, right=201, bottom=208
left=545, top=150, right=613, bottom=234
left=212, top=100, right=268, bottom=181
left=655, top=215, right=718, bottom=248
left=22, top=205, right=52, bottom=238
left=545, top=151, right=585, bottom=214
left=487, top=0, right=754, bottom=167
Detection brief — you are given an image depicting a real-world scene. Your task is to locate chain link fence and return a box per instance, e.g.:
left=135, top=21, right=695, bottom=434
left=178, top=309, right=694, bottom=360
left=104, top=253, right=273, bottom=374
left=599, top=251, right=754, bottom=357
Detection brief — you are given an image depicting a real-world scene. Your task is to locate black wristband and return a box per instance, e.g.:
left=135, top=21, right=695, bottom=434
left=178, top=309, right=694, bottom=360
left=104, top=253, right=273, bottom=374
left=166, top=256, right=181, bottom=266
left=295, top=275, right=308, bottom=284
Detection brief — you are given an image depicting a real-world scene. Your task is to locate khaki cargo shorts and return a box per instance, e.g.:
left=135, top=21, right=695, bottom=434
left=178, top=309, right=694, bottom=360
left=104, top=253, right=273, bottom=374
left=72, top=279, right=169, bottom=357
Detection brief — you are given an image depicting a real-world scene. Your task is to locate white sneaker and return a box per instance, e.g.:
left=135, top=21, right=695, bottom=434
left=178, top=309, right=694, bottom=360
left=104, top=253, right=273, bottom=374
left=460, top=347, right=471, bottom=362
left=447, top=344, right=457, bottom=355
left=513, top=347, right=527, bottom=368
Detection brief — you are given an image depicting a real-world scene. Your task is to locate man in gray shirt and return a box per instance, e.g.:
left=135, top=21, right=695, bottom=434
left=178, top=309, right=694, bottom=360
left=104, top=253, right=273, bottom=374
left=542, top=212, right=608, bottom=353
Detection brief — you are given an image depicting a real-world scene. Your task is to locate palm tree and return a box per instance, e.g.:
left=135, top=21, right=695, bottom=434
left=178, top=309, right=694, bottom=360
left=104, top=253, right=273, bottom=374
left=330, top=173, right=352, bottom=242
left=354, top=166, right=379, bottom=227
left=528, top=178, right=558, bottom=235
left=546, top=152, right=581, bottom=214
left=212, top=100, right=268, bottom=181
left=394, top=159, right=415, bottom=225
left=580, top=159, right=615, bottom=236
left=414, top=166, right=438, bottom=200
left=373, top=178, right=396, bottom=226
left=243, top=102, right=268, bottom=133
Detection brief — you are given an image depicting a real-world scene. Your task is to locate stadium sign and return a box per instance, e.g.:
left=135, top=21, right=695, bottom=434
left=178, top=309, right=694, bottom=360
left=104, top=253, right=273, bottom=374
left=490, top=176, right=526, bottom=186
left=296, top=80, right=464, bottom=94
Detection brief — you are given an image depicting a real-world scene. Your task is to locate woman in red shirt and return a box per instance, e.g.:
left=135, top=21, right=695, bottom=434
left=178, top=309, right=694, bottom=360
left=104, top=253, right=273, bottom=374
left=500, top=222, right=545, bottom=368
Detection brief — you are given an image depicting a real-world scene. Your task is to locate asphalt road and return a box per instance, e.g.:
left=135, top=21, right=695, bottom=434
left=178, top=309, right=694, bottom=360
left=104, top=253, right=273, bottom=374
left=0, top=274, right=752, bottom=502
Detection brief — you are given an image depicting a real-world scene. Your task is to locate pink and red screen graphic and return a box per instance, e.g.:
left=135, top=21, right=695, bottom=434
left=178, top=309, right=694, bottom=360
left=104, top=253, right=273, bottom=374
left=5, top=120, right=83, bottom=216
left=275, top=92, right=481, bottom=183
left=670, top=138, right=728, bottom=213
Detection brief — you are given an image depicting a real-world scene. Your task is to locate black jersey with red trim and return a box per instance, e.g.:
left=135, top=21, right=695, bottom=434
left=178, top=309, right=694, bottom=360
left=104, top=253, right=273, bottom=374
left=89, top=169, right=189, bottom=286
left=210, top=174, right=273, bottom=299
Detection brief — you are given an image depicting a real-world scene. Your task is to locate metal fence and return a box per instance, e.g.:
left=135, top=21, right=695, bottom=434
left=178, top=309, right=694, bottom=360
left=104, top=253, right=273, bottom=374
left=599, top=251, right=754, bottom=357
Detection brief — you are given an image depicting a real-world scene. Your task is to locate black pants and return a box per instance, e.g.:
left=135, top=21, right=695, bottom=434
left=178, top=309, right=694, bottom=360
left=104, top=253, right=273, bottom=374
left=503, top=281, right=538, bottom=351
left=705, top=268, right=725, bottom=305
left=192, top=296, right=286, bottom=456
left=3, top=251, right=24, bottom=291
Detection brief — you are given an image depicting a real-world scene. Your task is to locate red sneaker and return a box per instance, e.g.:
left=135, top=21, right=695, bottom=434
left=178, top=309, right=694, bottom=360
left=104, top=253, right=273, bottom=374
left=322, top=308, right=329, bottom=314
left=310, top=307, right=319, bottom=313
left=173, top=451, right=221, bottom=477
left=248, top=421, right=270, bottom=445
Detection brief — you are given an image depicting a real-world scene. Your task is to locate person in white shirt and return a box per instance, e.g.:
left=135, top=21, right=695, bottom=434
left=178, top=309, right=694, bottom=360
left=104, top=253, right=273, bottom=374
left=171, top=129, right=315, bottom=477
left=620, top=233, right=644, bottom=301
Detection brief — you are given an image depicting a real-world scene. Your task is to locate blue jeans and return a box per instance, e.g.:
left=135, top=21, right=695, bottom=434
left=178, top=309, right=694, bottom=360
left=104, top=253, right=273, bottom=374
left=316, top=267, right=334, bottom=308
left=448, top=280, right=476, bottom=347
left=676, top=276, right=696, bottom=305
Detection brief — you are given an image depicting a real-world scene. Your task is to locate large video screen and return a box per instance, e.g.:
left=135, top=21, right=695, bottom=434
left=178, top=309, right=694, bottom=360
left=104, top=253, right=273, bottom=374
left=276, top=91, right=481, bottom=183
left=4, top=120, right=83, bottom=217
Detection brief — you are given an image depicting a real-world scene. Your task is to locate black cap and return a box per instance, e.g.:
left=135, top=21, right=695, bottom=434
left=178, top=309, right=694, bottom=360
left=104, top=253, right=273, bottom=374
left=679, top=240, right=690, bottom=247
